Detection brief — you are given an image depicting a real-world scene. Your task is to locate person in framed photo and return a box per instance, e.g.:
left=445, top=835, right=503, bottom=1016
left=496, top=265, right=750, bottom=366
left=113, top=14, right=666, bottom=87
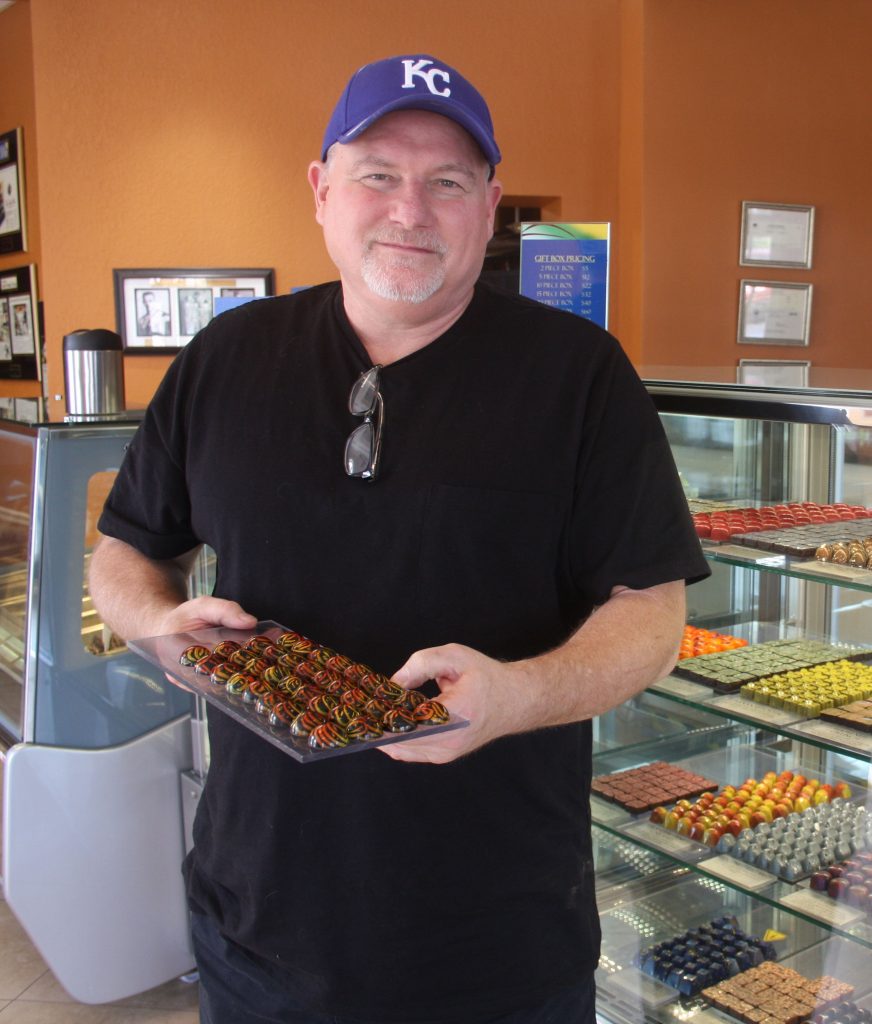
left=0, top=299, right=11, bottom=361
left=90, top=52, right=709, bottom=1024
left=10, top=298, right=33, bottom=351
left=179, top=288, right=214, bottom=336
left=136, top=288, right=171, bottom=337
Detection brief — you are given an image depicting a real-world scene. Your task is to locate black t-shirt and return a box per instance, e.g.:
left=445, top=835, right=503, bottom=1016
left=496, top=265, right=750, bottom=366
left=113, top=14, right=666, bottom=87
left=99, top=282, right=709, bottom=1022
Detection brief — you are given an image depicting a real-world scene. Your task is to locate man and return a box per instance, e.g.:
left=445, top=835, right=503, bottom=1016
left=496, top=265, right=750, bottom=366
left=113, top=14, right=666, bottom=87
left=90, top=54, right=709, bottom=1024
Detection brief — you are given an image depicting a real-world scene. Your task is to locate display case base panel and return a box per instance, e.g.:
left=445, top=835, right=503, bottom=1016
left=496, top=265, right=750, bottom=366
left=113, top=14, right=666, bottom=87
left=129, top=621, right=468, bottom=763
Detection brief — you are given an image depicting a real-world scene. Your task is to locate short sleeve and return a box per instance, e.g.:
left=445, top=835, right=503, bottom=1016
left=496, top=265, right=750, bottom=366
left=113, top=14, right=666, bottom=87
left=97, top=345, right=200, bottom=560
left=569, top=342, right=710, bottom=602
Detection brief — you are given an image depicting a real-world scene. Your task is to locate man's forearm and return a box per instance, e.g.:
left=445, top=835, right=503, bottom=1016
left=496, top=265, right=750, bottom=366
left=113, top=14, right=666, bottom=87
left=387, top=579, right=687, bottom=763
left=88, top=535, right=193, bottom=641
left=510, top=579, right=686, bottom=731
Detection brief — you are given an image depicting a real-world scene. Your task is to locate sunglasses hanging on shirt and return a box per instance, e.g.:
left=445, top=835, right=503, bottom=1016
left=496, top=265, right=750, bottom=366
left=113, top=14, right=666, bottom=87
left=345, top=365, right=384, bottom=481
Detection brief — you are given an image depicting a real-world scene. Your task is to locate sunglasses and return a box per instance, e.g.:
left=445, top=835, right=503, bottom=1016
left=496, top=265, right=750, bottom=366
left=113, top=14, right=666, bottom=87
left=344, top=365, right=384, bottom=480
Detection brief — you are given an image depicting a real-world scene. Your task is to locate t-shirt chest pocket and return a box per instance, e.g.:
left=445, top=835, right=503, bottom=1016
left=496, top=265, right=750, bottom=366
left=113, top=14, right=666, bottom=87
left=416, top=483, right=565, bottom=659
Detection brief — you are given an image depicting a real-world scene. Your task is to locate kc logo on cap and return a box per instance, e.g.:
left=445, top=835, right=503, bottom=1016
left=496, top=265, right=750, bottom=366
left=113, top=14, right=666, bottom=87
left=401, top=58, right=451, bottom=98
left=321, top=53, right=501, bottom=169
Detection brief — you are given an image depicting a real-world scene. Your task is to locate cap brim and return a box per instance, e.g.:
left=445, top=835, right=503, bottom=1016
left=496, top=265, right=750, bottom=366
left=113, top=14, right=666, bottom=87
left=334, top=95, right=501, bottom=167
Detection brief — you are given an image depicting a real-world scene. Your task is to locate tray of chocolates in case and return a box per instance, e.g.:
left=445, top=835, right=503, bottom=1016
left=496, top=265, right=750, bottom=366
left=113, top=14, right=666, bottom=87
left=592, top=761, right=719, bottom=815
left=128, top=621, right=468, bottom=763
left=633, top=914, right=778, bottom=999
left=701, top=960, right=861, bottom=1024
left=671, top=638, right=872, bottom=695
left=692, top=502, right=872, bottom=547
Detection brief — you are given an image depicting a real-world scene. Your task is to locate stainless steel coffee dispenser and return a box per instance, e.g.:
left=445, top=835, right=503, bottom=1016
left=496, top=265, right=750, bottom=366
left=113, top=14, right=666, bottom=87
left=62, top=328, right=126, bottom=419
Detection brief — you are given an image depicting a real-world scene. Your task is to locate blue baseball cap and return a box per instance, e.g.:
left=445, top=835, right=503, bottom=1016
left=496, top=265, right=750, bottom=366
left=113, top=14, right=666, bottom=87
left=321, top=54, right=501, bottom=169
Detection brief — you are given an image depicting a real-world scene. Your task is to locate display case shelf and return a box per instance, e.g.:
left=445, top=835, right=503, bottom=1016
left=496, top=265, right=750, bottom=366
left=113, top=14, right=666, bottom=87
left=703, top=541, right=872, bottom=595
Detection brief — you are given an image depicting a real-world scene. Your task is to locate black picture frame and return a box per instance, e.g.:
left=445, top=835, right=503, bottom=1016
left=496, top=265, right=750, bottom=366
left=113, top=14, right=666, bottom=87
left=113, top=267, right=275, bottom=353
left=0, top=264, right=41, bottom=380
left=0, top=127, right=27, bottom=255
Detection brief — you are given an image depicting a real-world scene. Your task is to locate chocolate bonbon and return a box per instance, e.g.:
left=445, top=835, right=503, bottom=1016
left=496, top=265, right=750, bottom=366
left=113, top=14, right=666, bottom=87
left=308, top=721, right=350, bottom=750
left=179, top=644, right=210, bottom=667
left=383, top=707, right=418, bottom=733
left=414, top=699, right=450, bottom=724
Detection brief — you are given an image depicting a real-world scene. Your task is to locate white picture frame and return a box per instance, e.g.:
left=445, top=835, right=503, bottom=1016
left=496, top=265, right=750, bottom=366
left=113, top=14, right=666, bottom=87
left=739, top=201, right=814, bottom=269
left=737, top=280, right=812, bottom=346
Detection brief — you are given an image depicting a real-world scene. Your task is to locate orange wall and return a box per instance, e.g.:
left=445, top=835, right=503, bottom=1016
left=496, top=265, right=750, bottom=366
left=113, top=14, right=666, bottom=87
left=642, top=0, right=872, bottom=381
left=25, top=0, right=626, bottom=414
left=0, top=0, right=42, bottom=399
left=7, top=0, right=872, bottom=414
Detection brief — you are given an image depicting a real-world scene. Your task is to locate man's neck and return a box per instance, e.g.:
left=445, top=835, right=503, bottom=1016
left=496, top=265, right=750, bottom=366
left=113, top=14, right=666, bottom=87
left=342, top=283, right=475, bottom=366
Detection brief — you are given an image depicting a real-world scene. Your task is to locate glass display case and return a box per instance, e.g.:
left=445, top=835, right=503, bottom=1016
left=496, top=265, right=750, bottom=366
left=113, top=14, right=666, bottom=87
left=592, top=382, right=872, bottom=1023
left=0, top=416, right=207, bottom=1004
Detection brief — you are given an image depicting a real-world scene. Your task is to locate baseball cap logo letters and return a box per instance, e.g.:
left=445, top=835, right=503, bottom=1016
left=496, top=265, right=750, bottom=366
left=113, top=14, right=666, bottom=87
left=401, top=58, right=451, bottom=97
left=321, top=53, right=502, bottom=173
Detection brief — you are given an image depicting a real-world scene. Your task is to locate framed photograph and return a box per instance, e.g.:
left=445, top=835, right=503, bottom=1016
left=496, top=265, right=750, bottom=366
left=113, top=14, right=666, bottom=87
left=737, top=280, right=812, bottom=347
left=0, top=127, right=27, bottom=255
left=113, top=267, right=275, bottom=352
left=0, top=264, right=41, bottom=379
left=739, top=201, right=814, bottom=269
left=0, top=298, right=11, bottom=361
left=737, top=359, right=810, bottom=388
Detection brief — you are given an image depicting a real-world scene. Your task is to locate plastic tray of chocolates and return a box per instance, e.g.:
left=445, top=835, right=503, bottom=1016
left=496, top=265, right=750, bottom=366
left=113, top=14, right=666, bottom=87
left=739, top=662, right=872, bottom=720
left=718, top=796, right=868, bottom=883
left=821, top=700, right=872, bottom=734
left=632, top=914, right=777, bottom=998
left=692, top=502, right=872, bottom=545
left=741, top=520, right=872, bottom=559
left=671, top=638, right=872, bottom=693
left=128, top=621, right=468, bottom=763
left=701, top=960, right=858, bottom=1024
left=809, top=851, right=872, bottom=919
left=647, top=769, right=856, bottom=857
left=592, top=761, right=719, bottom=814
left=678, top=624, right=749, bottom=660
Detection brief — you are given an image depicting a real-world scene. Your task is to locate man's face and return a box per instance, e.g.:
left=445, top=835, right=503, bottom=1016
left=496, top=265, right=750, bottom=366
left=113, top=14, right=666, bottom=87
left=309, top=110, right=502, bottom=311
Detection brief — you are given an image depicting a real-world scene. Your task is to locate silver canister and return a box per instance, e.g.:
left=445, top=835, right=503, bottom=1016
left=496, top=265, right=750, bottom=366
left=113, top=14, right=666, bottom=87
left=62, top=329, right=126, bottom=419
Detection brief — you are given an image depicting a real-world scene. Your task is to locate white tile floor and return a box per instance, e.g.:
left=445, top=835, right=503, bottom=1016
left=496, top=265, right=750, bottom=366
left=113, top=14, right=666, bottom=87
left=0, top=896, right=199, bottom=1022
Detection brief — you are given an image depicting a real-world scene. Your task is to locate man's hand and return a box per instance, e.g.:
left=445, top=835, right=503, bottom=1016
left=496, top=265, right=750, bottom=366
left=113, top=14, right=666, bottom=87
left=382, top=643, right=529, bottom=764
left=146, top=595, right=257, bottom=641
left=380, top=580, right=687, bottom=765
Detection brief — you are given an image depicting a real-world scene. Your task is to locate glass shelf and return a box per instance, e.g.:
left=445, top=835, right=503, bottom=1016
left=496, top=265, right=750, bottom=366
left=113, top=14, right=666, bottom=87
left=703, top=541, right=872, bottom=595
left=649, top=676, right=872, bottom=767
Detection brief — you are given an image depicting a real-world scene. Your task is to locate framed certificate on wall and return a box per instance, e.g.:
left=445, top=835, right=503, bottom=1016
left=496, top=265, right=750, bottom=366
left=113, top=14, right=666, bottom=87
left=739, top=201, right=814, bottom=269
left=737, top=280, right=812, bottom=346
